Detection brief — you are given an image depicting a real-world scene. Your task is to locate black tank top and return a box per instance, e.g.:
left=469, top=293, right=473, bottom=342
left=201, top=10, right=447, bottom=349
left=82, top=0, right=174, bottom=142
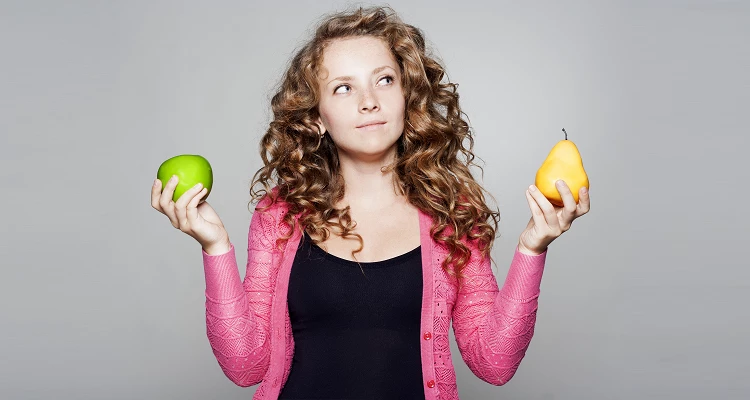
left=278, top=231, right=425, bottom=400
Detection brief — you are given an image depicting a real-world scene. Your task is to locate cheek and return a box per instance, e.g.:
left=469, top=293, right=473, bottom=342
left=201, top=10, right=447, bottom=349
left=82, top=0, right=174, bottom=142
left=321, top=111, right=341, bottom=131
left=390, top=91, right=406, bottom=114
left=319, top=103, right=352, bottom=134
left=319, top=112, right=332, bottom=130
left=392, top=96, right=406, bottom=122
left=318, top=102, right=336, bottom=129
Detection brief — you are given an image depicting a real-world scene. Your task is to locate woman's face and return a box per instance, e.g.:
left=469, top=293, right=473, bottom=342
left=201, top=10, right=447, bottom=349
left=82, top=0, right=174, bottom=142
left=316, top=36, right=405, bottom=164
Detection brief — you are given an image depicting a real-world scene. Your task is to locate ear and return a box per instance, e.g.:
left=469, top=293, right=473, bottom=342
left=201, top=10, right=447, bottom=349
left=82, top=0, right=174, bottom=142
left=315, top=117, right=327, bottom=136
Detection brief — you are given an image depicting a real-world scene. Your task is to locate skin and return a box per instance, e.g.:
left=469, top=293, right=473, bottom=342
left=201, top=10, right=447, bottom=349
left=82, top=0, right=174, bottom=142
left=311, top=36, right=420, bottom=261
left=315, top=36, right=408, bottom=215
left=150, top=35, right=591, bottom=258
left=519, top=181, right=591, bottom=255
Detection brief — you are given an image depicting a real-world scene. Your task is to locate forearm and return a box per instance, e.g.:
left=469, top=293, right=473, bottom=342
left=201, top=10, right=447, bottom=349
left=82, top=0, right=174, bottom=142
left=453, top=247, right=547, bottom=385
left=202, top=244, right=271, bottom=387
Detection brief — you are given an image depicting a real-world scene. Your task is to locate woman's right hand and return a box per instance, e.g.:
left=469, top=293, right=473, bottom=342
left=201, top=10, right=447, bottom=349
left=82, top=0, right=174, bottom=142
left=151, top=175, right=229, bottom=251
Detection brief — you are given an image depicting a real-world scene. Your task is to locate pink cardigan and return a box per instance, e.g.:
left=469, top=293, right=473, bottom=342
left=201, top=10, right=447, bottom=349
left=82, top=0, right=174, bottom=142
left=201, top=195, right=548, bottom=400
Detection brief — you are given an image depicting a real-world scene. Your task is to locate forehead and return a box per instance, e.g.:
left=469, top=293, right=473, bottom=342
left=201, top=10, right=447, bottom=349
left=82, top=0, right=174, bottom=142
left=318, top=36, right=398, bottom=79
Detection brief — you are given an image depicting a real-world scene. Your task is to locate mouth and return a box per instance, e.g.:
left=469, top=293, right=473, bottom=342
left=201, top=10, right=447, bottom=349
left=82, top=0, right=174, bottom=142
left=356, top=121, right=387, bottom=130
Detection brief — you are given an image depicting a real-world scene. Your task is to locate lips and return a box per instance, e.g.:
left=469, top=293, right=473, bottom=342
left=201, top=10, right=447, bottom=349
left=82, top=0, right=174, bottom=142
left=356, top=121, right=386, bottom=129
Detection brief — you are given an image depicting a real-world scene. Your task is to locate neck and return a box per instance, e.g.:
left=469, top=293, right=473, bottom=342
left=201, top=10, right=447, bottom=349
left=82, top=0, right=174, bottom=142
left=336, top=151, right=403, bottom=212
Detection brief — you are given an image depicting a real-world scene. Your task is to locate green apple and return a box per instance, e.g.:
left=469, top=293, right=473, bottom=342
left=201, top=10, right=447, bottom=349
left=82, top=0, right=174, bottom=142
left=157, top=154, right=213, bottom=203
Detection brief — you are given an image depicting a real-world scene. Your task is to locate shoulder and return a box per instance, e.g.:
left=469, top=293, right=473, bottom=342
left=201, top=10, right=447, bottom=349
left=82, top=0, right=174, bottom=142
left=249, top=186, right=300, bottom=245
left=422, top=212, right=483, bottom=251
left=254, top=186, right=292, bottom=217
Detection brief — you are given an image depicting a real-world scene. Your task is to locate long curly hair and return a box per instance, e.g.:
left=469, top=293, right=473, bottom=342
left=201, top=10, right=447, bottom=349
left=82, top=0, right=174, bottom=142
left=249, top=6, right=501, bottom=283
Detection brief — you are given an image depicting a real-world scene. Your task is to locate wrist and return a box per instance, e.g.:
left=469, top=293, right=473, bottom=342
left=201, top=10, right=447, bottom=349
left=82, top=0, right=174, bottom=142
left=517, top=241, right=546, bottom=256
left=203, top=238, right=231, bottom=255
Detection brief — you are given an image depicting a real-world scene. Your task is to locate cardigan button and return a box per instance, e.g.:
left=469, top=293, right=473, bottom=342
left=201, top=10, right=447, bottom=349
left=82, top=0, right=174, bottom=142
left=426, top=380, right=435, bottom=388
left=423, top=332, right=432, bottom=340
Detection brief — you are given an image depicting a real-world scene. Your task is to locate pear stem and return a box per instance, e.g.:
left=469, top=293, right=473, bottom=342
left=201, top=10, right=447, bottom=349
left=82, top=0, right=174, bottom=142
left=562, top=128, right=568, bottom=140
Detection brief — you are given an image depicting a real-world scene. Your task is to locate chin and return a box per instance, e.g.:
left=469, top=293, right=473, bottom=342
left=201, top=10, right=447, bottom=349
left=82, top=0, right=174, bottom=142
left=338, top=144, right=398, bottom=162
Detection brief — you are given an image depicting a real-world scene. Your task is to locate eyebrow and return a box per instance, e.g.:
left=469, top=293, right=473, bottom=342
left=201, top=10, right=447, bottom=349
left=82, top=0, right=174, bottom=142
left=327, top=65, right=395, bottom=86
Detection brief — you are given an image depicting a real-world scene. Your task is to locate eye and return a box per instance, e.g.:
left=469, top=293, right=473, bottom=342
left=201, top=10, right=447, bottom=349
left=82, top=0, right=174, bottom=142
left=333, top=84, right=350, bottom=94
left=378, top=75, right=394, bottom=85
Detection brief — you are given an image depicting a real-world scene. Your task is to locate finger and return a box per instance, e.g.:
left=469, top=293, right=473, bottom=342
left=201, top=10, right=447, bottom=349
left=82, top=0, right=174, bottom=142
left=525, top=189, right=547, bottom=230
left=151, top=178, right=163, bottom=210
left=528, top=185, right=561, bottom=233
left=577, top=186, right=591, bottom=216
left=175, top=183, right=204, bottom=228
left=187, top=188, right=208, bottom=223
left=555, top=180, right=577, bottom=229
left=175, top=182, right=203, bottom=209
left=159, top=175, right=179, bottom=227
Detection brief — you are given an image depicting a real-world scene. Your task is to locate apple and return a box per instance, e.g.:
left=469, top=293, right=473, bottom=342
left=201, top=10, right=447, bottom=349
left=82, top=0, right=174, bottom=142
left=157, top=154, right=213, bottom=203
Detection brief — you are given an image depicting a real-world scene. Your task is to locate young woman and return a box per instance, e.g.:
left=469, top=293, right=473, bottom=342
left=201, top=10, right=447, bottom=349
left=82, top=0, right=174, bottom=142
left=151, top=6, right=590, bottom=400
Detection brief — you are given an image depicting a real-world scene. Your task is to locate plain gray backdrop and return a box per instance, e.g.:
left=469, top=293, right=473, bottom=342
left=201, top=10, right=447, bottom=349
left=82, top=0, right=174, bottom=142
left=2, top=0, right=748, bottom=399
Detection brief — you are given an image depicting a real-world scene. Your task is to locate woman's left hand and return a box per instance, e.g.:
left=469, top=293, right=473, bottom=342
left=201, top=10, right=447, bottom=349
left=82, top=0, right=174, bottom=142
left=517, top=180, right=591, bottom=255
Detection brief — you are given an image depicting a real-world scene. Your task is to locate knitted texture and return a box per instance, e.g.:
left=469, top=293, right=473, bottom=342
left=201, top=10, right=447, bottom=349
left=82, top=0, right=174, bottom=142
left=202, top=195, right=547, bottom=400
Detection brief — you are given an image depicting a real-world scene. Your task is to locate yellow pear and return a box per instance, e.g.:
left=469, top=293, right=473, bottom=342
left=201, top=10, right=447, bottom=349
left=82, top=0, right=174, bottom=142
left=535, top=129, right=589, bottom=207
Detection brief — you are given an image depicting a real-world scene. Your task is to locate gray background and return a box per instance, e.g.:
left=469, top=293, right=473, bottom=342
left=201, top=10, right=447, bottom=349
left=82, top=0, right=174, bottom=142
left=2, top=0, right=748, bottom=399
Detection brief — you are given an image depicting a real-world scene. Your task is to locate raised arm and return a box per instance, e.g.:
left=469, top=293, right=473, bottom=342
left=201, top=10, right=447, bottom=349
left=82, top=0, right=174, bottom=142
left=451, top=245, right=547, bottom=385
left=202, top=201, right=279, bottom=387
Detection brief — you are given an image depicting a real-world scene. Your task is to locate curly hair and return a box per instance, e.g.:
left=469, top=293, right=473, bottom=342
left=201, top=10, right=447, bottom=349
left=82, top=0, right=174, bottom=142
left=249, top=5, right=501, bottom=283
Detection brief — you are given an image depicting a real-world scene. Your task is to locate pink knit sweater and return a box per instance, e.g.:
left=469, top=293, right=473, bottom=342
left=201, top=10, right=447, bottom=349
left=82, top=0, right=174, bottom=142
left=201, top=195, right=547, bottom=400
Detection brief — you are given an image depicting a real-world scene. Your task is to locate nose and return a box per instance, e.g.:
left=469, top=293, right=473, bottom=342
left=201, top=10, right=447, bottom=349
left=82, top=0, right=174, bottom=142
left=359, top=89, right=379, bottom=112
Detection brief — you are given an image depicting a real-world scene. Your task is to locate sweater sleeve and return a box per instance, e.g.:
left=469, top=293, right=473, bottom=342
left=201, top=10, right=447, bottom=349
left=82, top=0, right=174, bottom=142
left=451, top=245, right=547, bottom=386
left=201, top=201, right=278, bottom=387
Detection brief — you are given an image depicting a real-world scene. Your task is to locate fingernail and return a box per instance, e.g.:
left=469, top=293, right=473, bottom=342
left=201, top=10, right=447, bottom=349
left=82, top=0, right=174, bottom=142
left=529, top=185, right=537, bottom=192
left=556, top=180, right=564, bottom=187
left=153, top=179, right=159, bottom=187
left=581, top=187, right=588, bottom=195
left=171, top=175, right=177, bottom=182
left=194, top=183, right=202, bottom=189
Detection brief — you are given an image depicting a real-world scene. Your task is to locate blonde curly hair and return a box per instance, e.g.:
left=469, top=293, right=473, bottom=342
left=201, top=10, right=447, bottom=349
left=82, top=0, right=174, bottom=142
left=250, top=6, right=501, bottom=282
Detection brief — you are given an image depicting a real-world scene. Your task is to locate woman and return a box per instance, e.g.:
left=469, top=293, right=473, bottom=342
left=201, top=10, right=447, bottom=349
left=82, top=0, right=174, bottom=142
left=151, top=6, right=590, bottom=400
